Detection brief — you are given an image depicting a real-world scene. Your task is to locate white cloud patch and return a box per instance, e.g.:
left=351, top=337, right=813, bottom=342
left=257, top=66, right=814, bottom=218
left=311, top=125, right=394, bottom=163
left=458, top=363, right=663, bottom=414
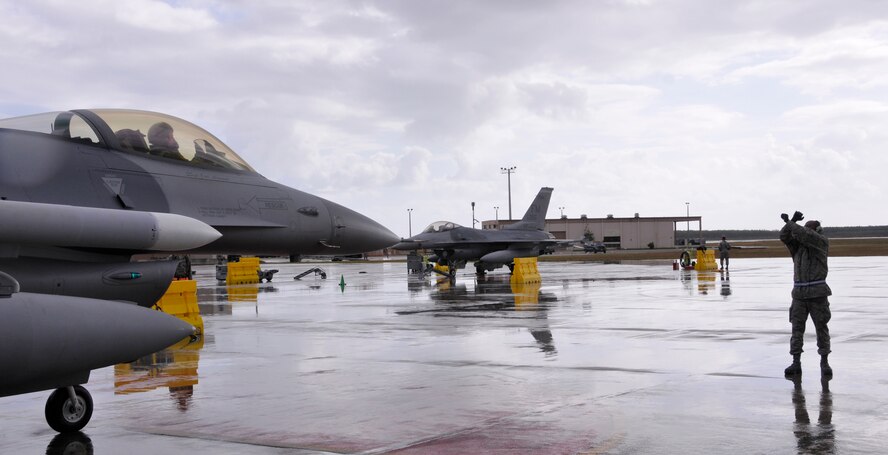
left=393, top=147, right=433, bottom=185
left=114, top=0, right=218, bottom=32
left=234, top=35, right=381, bottom=66
left=726, top=21, right=888, bottom=95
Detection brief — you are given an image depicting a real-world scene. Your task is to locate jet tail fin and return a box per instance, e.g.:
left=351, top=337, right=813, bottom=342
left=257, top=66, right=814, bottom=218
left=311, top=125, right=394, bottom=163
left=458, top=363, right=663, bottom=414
left=503, top=187, right=553, bottom=231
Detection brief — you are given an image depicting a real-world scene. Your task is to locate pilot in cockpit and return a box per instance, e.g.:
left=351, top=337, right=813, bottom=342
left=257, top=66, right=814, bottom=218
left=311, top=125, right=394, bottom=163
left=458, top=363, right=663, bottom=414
left=115, top=128, right=149, bottom=154
left=147, top=121, right=187, bottom=161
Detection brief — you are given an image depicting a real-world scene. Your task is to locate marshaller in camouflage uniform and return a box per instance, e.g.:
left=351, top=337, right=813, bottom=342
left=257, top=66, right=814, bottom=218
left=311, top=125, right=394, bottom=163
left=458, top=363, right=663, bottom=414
left=718, top=236, right=731, bottom=270
left=780, top=211, right=832, bottom=377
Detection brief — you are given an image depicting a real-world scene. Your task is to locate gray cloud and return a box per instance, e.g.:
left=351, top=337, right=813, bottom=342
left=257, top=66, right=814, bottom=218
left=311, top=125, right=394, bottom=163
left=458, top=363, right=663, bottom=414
left=3, top=0, right=888, bottom=233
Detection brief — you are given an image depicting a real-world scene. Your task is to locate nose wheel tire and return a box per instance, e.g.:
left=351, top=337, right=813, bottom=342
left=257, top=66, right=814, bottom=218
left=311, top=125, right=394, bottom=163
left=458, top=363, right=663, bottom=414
left=45, top=385, right=93, bottom=433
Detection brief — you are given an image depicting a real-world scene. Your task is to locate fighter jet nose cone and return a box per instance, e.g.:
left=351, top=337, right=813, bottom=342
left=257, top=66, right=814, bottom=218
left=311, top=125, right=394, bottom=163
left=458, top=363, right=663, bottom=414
left=325, top=202, right=399, bottom=254
left=392, top=240, right=418, bottom=250
left=341, top=215, right=400, bottom=252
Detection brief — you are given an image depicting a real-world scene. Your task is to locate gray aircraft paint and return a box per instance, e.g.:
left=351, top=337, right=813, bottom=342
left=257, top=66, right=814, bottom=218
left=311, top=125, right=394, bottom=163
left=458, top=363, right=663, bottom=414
left=0, top=109, right=397, bottom=432
left=393, top=187, right=557, bottom=274
left=0, top=109, right=397, bottom=258
left=0, top=200, right=221, bottom=251
left=0, top=274, right=194, bottom=397
left=0, top=109, right=398, bottom=302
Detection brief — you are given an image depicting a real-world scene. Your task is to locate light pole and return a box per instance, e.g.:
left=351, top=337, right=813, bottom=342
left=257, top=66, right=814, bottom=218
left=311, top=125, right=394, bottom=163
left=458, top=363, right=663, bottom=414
left=494, top=206, right=499, bottom=223
left=500, top=166, right=516, bottom=220
left=407, top=208, right=413, bottom=237
left=559, top=206, right=565, bottom=218
left=471, top=202, right=476, bottom=229
left=685, top=202, right=690, bottom=244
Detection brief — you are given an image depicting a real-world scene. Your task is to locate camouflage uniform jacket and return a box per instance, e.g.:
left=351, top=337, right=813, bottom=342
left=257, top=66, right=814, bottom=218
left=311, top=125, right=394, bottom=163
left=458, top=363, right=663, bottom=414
left=780, top=221, right=832, bottom=300
left=718, top=240, right=731, bottom=257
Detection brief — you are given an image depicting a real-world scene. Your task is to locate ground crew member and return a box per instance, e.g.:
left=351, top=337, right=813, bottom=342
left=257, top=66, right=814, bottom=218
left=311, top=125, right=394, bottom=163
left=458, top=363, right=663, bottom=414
left=718, top=236, right=731, bottom=270
left=780, top=211, right=832, bottom=377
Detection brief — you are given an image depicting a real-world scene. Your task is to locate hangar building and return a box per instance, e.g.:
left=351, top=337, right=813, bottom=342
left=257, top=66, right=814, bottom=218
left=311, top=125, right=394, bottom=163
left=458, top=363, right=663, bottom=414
left=482, top=214, right=703, bottom=249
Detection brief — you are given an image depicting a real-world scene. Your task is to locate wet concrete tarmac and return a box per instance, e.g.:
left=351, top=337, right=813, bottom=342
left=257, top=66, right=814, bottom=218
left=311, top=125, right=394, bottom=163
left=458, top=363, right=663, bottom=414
left=2, top=257, right=887, bottom=454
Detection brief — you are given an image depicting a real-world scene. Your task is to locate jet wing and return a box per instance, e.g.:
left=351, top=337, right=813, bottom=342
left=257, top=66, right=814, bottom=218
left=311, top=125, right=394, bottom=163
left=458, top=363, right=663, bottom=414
left=395, top=238, right=541, bottom=249
left=424, top=239, right=558, bottom=251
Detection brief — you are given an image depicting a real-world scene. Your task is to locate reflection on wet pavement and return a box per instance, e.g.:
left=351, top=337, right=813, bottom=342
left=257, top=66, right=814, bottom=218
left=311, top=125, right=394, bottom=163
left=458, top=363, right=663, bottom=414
left=404, top=277, right=558, bottom=356
left=115, top=336, right=204, bottom=412
left=45, top=431, right=93, bottom=455
left=1, top=257, right=887, bottom=454
left=789, top=375, right=835, bottom=453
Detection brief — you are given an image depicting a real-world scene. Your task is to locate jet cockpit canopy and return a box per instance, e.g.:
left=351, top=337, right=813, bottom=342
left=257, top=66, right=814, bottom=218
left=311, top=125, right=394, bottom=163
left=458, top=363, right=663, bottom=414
left=0, top=109, right=255, bottom=172
left=422, top=221, right=462, bottom=234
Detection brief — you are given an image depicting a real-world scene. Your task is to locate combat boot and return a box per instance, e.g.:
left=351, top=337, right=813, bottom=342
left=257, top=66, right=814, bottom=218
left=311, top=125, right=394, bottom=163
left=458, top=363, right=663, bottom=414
left=820, top=354, right=833, bottom=377
left=784, top=354, right=801, bottom=376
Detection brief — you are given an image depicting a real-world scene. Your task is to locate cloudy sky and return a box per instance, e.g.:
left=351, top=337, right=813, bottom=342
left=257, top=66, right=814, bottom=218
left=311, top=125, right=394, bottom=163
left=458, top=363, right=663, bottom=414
left=3, top=0, right=888, bottom=236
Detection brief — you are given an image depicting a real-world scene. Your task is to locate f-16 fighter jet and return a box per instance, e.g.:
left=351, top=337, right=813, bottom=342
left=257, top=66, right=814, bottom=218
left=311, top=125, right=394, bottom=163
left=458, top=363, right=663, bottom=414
left=393, top=187, right=557, bottom=277
left=0, top=109, right=398, bottom=431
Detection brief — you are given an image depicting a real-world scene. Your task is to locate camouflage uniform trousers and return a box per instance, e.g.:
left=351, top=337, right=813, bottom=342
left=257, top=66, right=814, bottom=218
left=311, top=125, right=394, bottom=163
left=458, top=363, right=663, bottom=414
left=789, top=296, right=831, bottom=356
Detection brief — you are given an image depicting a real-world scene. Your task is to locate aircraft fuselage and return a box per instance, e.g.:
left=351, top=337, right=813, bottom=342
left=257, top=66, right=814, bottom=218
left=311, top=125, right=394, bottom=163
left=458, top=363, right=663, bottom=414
left=0, top=109, right=397, bottom=257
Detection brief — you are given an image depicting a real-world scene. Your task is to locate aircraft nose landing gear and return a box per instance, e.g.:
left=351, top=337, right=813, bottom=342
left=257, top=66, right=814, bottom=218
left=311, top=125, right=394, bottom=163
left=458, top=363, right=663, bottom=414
left=45, top=385, right=93, bottom=433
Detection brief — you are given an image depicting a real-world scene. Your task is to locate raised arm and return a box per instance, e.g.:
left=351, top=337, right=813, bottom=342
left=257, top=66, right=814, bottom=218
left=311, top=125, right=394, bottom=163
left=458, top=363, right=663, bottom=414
left=779, top=212, right=799, bottom=256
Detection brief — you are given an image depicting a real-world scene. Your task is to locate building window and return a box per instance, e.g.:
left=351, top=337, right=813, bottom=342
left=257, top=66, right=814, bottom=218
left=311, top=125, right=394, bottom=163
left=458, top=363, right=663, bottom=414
left=603, top=235, right=621, bottom=248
